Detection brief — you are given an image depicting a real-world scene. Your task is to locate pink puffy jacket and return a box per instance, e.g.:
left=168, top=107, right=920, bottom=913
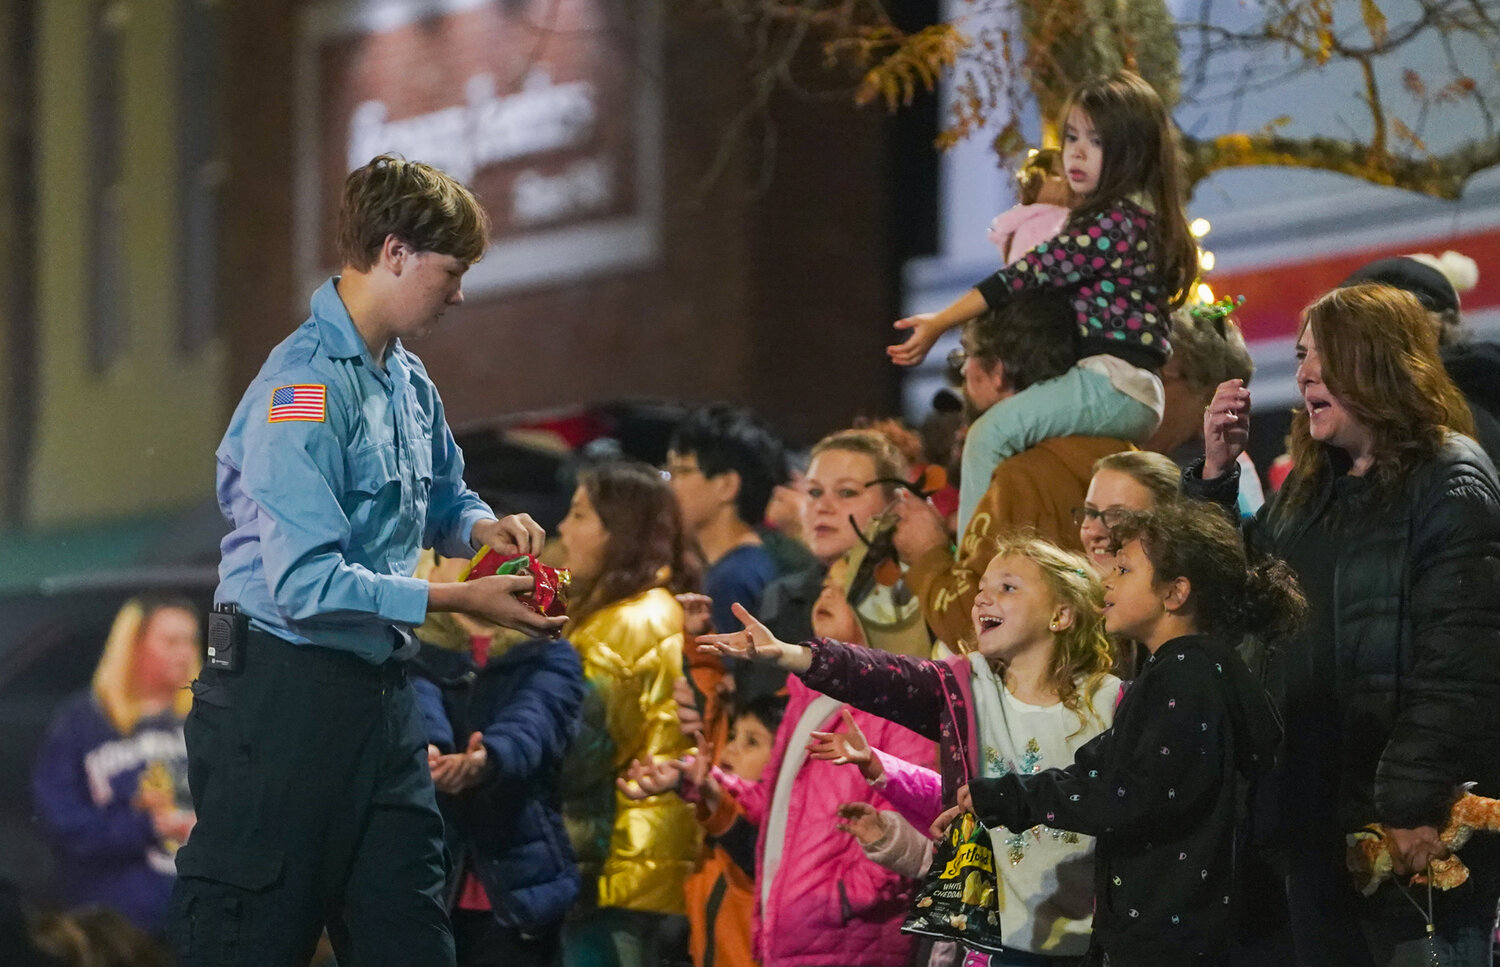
left=714, top=675, right=936, bottom=967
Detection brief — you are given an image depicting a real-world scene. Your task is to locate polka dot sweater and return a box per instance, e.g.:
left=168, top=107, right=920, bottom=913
left=966, top=635, right=1281, bottom=964
left=973, top=199, right=1172, bottom=371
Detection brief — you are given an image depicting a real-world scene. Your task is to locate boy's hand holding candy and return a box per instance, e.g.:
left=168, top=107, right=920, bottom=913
left=697, top=603, right=811, bottom=674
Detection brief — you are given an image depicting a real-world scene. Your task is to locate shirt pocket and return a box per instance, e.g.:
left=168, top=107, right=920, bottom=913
left=408, top=431, right=433, bottom=521
left=343, top=443, right=402, bottom=566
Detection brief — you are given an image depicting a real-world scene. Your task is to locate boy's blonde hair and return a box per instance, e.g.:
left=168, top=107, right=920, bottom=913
left=337, top=154, right=491, bottom=271
left=971, top=534, right=1115, bottom=733
left=92, top=597, right=199, bottom=735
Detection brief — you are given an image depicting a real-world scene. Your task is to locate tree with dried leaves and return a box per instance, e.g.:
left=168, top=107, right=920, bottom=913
left=673, top=0, right=1500, bottom=200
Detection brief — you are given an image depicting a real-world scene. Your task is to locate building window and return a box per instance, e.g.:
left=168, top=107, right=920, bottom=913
left=87, top=1, right=128, bottom=372
left=177, top=0, right=223, bottom=354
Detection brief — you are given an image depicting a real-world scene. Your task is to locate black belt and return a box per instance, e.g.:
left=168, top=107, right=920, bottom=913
left=246, top=625, right=409, bottom=683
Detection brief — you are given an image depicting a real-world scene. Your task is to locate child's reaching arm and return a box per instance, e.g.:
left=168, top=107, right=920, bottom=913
left=889, top=203, right=1167, bottom=368
left=697, top=603, right=953, bottom=740
left=839, top=804, right=936, bottom=880
left=965, top=669, right=1227, bottom=839
left=808, top=708, right=944, bottom=830
left=888, top=289, right=990, bottom=366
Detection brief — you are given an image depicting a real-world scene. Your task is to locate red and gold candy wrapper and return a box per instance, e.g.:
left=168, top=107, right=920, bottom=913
left=459, top=548, right=571, bottom=618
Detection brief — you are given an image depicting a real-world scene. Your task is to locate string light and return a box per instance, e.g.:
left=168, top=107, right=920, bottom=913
left=1190, top=218, right=1212, bottom=238
left=1196, top=283, right=1216, bottom=304
left=1199, top=250, right=1216, bottom=272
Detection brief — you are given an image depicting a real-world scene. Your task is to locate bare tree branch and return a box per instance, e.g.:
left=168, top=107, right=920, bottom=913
left=1182, top=129, right=1500, bottom=198
left=670, top=0, right=1500, bottom=200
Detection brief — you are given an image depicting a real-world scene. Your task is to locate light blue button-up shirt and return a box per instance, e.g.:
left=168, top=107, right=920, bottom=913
left=215, top=279, right=494, bottom=662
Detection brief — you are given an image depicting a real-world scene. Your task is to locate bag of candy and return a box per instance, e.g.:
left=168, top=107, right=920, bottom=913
left=460, top=548, right=571, bottom=617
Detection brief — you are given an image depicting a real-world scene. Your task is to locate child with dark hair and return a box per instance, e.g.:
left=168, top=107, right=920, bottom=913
left=667, top=403, right=789, bottom=635
left=679, top=693, right=787, bottom=967
left=555, top=461, right=702, bottom=967
left=891, top=71, right=1201, bottom=537
left=938, top=500, right=1301, bottom=966
left=409, top=554, right=586, bottom=967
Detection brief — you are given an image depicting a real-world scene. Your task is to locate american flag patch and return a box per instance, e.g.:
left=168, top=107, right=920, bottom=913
left=267, top=384, right=327, bottom=423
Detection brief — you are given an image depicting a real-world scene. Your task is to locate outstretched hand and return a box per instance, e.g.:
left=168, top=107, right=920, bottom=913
left=697, top=603, right=811, bottom=674
left=676, top=593, right=714, bottom=638
left=887, top=314, right=944, bottom=367
left=430, top=731, right=491, bottom=795
left=808, top=707, right=882, bottom=783
left=617, top=755, right=688, bottom=801
left=836, top=801, right=888, bottom=847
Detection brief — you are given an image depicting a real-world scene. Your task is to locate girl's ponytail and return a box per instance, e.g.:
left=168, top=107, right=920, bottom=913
left=1111, top=500, right=1307, bottom=643
left=1240, top=558, right=1308, bottom=645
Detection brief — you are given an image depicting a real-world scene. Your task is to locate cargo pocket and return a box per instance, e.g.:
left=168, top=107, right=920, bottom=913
left=173, top=840, right=284, bottom=965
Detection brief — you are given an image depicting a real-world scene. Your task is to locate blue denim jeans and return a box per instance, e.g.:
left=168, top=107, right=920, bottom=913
left=957, top=366, right=1159, bottom=535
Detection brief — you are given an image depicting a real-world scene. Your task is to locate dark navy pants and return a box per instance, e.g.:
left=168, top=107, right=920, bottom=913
left=168, top=629, right=453, bottom=967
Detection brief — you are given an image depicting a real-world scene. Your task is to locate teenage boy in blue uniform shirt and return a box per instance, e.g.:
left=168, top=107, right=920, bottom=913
left=168, top=154, right=565, bottom=967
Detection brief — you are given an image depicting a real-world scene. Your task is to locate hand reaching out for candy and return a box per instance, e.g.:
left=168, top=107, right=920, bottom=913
left=616, top=733, right=722, bottom=811
left=676, top=593, right=714, bottom=638
left=696, top=603, right=811, bottom=674
left=808, top=707, right=883, bottom=784
left=428, top=732, right=492, bottom=795
left=617, top=755, right=689, bottom=799
left=836, top=801, right=889, bottom=847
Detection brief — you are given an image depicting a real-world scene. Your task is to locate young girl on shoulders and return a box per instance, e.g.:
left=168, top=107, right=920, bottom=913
left=701, top=536, right=1121, bottom=965
left=891, top=71, right=1199, bottom=536
left=939, top=501, right=1302, bottom=967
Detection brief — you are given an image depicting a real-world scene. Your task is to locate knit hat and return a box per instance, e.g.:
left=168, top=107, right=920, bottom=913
left=1340, top=252, right=1478, bottom=314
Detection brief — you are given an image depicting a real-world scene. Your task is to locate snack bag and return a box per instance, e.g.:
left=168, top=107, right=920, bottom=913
left=460, top=548, right=571, bottom=617
left=902, top=811, right=1005, bottom=954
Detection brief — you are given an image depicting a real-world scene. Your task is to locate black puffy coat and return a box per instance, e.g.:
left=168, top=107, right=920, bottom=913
left=1188, top=433, right=1500, bottom=904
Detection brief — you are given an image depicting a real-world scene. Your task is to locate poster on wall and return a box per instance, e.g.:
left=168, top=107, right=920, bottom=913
left=295, top=0, right=662, bottom=298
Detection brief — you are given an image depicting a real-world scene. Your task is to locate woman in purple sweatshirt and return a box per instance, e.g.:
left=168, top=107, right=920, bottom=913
left=32, top=595, right=201, bottom=935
